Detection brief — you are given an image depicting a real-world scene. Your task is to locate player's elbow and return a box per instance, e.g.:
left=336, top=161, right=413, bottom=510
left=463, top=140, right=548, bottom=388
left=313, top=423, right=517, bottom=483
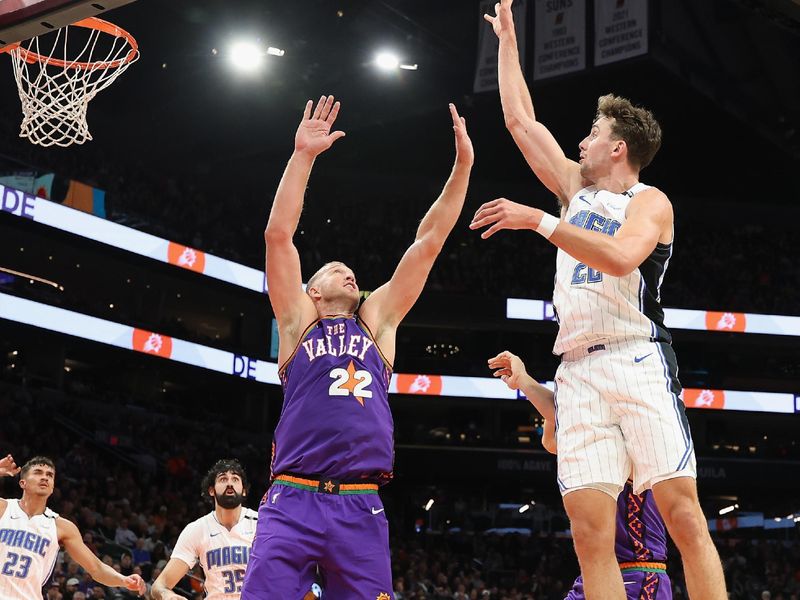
left=542, top=436, right=557, bottom=455
left=414, top=235, right=445, bottom=260
left=264, top=226, right=292, bottom=245
left=504, top=114, right=533, bottom=138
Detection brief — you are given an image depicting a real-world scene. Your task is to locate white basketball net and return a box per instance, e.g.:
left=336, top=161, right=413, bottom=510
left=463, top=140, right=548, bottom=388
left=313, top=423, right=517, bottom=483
left=6, top=19, right=139, bottom=147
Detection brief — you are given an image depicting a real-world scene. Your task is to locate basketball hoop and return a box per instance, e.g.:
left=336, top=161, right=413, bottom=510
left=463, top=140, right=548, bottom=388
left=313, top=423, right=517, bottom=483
left=1, top=17, right=139, bottom=147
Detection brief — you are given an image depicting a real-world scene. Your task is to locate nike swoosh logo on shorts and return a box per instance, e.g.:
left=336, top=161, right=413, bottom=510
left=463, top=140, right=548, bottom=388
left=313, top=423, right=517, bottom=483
left=371, top=507, right=385, bottom=515
left=634, top=353, right=653, bottom=363
left=624, top=581, right=636, bottom=585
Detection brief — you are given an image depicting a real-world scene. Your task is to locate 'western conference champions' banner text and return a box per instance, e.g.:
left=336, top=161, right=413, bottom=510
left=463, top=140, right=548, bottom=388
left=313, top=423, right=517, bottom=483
left=533, top=0, right=585, bottom=80
left=594, top=0, right=648, bottom=66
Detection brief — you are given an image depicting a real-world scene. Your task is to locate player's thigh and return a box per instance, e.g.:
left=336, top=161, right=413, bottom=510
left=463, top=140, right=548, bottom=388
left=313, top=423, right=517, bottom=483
left=321, top=494, right=393, bottom=600
left=612, top=341, right=695, bottom=492
left=555, top=358, right=630, bottom=492
left=241, top=486, right=321, bottom=599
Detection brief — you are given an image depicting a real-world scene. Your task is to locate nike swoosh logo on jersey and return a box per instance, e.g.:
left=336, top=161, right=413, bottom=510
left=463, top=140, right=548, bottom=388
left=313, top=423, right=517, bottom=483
left=634, top=353, right=653, bottom=363
left=210, top=532, right=221, bottom=537
left=371, top=507, right=385, bottom=515
left=9, top=515, right=21, bottom=519
left=578, top=195, right=591, bottom=204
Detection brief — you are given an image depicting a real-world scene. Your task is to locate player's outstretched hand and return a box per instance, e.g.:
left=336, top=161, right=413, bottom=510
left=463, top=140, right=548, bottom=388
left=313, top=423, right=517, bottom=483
left=469, top=197, right=540, bottom=239
left=483, top=0, right=516, bottom=39
left=294, top=95, right=346, bottom=157
left=488, top=350, right=529, bottom=391
left=124, top=574, right=146, bottom=596
left=449, top=103, right=474, bottom=167
left=0, top=454, right=20, bottom=477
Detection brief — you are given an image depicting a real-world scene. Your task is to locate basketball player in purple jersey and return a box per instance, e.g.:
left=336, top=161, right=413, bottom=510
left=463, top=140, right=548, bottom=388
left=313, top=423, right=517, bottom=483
left=488, top=352, right=672, bottom=600
left=474, top=2, right=726, bottom=599
left=240, top=96, right=473, bottom=600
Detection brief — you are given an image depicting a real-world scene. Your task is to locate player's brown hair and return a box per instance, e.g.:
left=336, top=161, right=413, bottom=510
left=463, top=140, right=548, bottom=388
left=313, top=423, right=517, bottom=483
left=20, top=456, right=56, bottom=478
left=596, top=94, right=662, bottom=170
left=307, top=261, right=346, bottom=294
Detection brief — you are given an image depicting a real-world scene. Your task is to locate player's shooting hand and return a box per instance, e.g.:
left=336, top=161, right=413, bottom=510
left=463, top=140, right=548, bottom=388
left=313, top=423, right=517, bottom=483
left=449, top=104, right=474, bottom=167
left=124, top=574, right=146, bottom=596
left=0, top=454, right=20, bottom=477
left=483, top=0, right=516, bottom=39
left=488, top=350, right=529, bottom=390
left=294, top=95, right=346, bottom=157
left=469, top=198, right=541, bottom=239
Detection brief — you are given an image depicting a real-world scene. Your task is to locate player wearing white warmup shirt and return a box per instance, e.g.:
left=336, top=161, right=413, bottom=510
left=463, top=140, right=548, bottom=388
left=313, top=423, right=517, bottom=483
left=472, top=2, right=727, bottom=599
left=152, top=459, right=257, bottom=600
left=0, top=455, right=145, bottom=599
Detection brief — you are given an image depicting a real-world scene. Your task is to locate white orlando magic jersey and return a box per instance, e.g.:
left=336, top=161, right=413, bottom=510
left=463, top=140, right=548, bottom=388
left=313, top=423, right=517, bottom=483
left=552, top=183, right=673, bottom=355
left=0, top=499, right=60, bottom=599
left=170, top=508, right=258, bottom=599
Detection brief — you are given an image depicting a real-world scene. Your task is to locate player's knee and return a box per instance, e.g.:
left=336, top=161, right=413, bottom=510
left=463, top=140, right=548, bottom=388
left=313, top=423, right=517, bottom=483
left=664, top=500, right=709, bottom=548
left=570, top=518, right=614, bottom=558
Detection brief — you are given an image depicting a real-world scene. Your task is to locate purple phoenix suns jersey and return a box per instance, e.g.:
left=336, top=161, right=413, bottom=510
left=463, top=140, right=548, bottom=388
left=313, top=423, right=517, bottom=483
left=616, top=481, right=667, bottom=563
left=271, top=315, right=394, bottom=483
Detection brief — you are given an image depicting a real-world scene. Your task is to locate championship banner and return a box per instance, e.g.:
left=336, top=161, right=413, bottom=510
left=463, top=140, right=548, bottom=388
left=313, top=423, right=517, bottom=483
left=533, top=0, right=586, bottom=81
left=594, top=0, right=648, bottom=66
left=474, top=0, right=527, bottom=93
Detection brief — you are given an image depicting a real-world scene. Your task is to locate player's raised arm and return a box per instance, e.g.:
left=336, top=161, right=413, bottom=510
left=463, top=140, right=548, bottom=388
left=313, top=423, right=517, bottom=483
left=489, top=350, right=557, bottom=453
left=359, top=104, right=473, bottom=364
left=57, top=518, right=146, bottom=595
left=265, top=95, right=346, bottom=344
left=151, top=558, right=192, bottom=600
left=470, top=187, right=672, bottom=276
left=485, top=0, right=582, bottom=203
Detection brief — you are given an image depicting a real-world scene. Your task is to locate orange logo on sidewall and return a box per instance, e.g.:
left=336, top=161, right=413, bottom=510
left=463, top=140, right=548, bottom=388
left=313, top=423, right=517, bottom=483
left=395, top=374, right=443, bottom=396
left=167, top=242, right=206, bottom=273
left=132, top=329, right=173, bottom=358
left=684, top=388, right=725, bottom=410
left=705, top=311, right=746, bottom=332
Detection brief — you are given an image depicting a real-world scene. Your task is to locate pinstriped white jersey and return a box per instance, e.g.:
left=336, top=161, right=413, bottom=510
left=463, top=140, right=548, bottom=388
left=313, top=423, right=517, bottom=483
left=552, top=183, right=673, bottom=355
left=0, top=499, right=60, bottom=599
left=170, top=508, right=258, bottom=599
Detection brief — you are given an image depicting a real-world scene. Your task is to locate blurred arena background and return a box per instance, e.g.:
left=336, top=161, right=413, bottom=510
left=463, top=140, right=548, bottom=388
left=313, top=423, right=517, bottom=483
left=1, top=0, right=799, bottom=598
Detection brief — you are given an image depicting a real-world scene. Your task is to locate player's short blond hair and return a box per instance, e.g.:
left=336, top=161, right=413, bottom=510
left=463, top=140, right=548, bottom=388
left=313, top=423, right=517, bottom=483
left=307, top=261, right=347, bottom=294
left=596, top=94, right=662, bottom=170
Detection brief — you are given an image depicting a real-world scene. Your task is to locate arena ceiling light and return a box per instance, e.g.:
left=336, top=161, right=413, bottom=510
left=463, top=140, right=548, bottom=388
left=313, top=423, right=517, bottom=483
left=374, top=51, right=417, bottom=72
left=718, top=504, right=739, bottom=515
left=424, top=499, right=434, bottom=511
left=229, top=41, right=265, bottom=72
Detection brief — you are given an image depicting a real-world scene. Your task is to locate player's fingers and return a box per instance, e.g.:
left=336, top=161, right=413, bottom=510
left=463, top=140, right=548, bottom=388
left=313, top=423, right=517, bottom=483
left=326, top=101, right=341, bottom=125
left=302, top=100, right=313, bottom=120
left=328, top=131, right=346, bottom=143
left=469, top=210, right=502, bottom=230
left=320, top=95, right=335, bottom=121
left=481, top=223, right=502, bottom=239
left=312, top=95, right=327, bottom=120
left=483, top=14, right=495, bottom=24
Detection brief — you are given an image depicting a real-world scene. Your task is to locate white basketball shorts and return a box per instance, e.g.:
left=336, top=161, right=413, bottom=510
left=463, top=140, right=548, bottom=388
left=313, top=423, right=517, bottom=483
left=553, top=337, right=696, bottom=497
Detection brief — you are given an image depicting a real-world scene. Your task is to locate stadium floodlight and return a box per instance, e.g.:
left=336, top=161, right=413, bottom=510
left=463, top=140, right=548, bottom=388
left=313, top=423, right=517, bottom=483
left=230, top=41, right=264, bottom=71
left=518, top=504, right=530, bottom=514
left=424, top=499, right=434, bottom=511
left=375, top=51, right=400, bottom=70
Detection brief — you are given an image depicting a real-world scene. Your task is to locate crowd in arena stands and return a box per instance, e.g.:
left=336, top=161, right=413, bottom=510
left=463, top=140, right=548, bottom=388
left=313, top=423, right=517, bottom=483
left=2, top=124, right=799, bottom=317
left=2, top=383, right=799, bottom=599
